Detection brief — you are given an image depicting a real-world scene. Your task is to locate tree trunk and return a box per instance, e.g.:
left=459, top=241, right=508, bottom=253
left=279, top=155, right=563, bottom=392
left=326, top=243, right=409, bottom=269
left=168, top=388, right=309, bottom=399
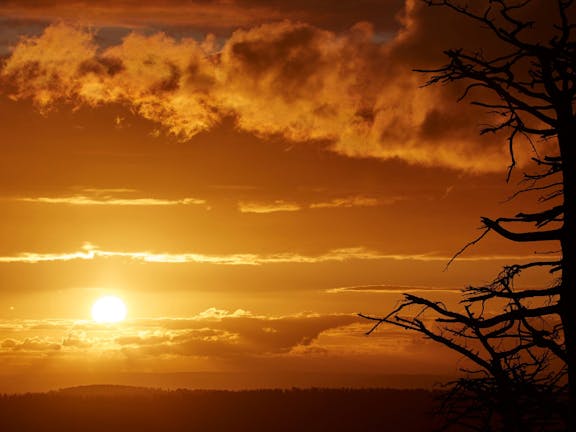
left=558, top=119, right=576, bottom=429
left=499, top=392, right=523, bottom=432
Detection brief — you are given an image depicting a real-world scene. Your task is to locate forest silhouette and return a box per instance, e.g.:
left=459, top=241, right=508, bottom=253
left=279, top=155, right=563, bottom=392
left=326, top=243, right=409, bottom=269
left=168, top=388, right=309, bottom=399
left=0, top=386, right=445, bottom=432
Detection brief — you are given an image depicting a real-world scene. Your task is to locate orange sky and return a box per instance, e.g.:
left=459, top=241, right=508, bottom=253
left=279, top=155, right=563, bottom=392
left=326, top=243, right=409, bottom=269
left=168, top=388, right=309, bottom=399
left=0, top=0, right=560, bottom=392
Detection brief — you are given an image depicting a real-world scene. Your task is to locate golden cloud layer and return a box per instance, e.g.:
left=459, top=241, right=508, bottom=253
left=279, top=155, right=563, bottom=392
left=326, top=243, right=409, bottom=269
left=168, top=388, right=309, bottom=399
left=0, top=308, right=466, bottom=392
left=0, top=309, right=359, bottom=359
left=13, top=194, right=393, bottom=212
left=1, top=18, right=508, bottom=171
left=0, top=243, right=556, bottom=265
left=0, top=308, right=460, bottom=385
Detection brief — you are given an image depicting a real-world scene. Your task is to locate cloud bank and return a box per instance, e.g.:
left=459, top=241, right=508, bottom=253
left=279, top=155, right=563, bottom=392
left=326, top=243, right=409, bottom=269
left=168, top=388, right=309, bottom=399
left=1, top=12, right=509, bottom=171
left=0, top=309, right=359, bottom=361
left=0, top=308, right=461, bottom=382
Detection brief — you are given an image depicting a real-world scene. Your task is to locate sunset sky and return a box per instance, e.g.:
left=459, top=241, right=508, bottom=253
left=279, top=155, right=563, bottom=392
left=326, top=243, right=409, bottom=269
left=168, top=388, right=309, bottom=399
left=0, top=0, right=559, bottom=392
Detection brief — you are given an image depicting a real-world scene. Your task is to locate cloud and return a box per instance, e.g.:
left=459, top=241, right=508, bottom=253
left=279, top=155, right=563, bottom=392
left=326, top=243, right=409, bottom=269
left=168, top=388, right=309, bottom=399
left=325, top=284, right=461, bottom=294
left=0, top=310, right=469, bottom=381
left=0, top=309, right=360, bottom=359
left=7, top=337, right=61, bottom=352
left=62, top=333, right=92, bottom=348
left=16, top=195, right=207, bottom=207
left=8, top=188, right=209, bottom=207
left=194, top=307, right=252, bottom=320
left=238, top=200, right=301, bottom=214
left=1, top=339, right=18, bottom=348
left=0, top=243, right=558, bottom=265
left=238, top=196, right=396, bottom=213
left=309, top=196, right=394, bottom=209
left=0, top=17, right=510, bottom=171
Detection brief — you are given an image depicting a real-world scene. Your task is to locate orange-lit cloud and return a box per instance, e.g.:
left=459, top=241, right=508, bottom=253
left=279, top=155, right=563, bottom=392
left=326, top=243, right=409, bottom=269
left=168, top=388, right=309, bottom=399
left=0, top=244, right=558, bottom=265
left=0, top=309, right=360, bottom=359
left=2, top=337, right=61, bottom=351
left=238, top=195, right=395, bottom=213
left=0, top=308, right=464, bottom=393
left=0, top=307, right=462, bottom=387
left=238, top=200, right=301, bottom=214
left=16, top=195, right=207, bottom=207
left=1, top=19, right=508, bottom=171
left=309, top=196, right=393, bottom=209
left=326, top=284, right=461, bottom=294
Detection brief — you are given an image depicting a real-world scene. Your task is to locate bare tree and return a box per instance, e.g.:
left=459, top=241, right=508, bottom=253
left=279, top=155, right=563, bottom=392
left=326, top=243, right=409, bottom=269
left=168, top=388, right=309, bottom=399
left=362, top=1, right=575, bottom=430
left=362, top=264, right=567, bottom=430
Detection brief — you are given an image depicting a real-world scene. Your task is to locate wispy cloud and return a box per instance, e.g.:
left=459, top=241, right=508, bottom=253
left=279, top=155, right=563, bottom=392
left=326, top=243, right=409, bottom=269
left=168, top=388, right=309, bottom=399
left=0, top=243, right=558, bottom=266
left=238, top=195, right=400, bottom=213
left=9, top=188, right=208, bottom=207
left=326, top=284, right=461, bottom=294
left=16, top=195, right=207, bottom=207
left=309, top=196, right=396, bottom=209
left=238, top=200, right=301, bottom=214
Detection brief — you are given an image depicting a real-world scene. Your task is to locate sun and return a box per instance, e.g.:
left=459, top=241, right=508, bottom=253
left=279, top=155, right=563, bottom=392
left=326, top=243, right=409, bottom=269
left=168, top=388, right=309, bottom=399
left=91, top=296, right=127, bottom=323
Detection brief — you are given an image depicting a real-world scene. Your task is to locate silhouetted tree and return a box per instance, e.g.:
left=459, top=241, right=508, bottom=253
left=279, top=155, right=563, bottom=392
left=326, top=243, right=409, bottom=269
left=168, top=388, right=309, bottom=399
left=362, top=1, right=575, bottom=430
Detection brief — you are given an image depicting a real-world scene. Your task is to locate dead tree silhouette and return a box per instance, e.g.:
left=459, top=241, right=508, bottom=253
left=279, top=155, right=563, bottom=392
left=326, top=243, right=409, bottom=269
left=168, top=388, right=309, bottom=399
left=361, top=1, right=575, bottom=430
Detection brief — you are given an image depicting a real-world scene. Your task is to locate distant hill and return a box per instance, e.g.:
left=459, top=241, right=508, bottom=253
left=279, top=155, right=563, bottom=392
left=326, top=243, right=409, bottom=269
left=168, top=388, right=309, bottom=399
left=0, top=372, right=453, bottom=394
left=0, top=386, right=450, bottom=432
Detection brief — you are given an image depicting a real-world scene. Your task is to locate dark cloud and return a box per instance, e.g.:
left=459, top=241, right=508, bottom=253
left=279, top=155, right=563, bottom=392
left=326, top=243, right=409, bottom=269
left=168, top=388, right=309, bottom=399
left=235, top=0, right=406, bottom=31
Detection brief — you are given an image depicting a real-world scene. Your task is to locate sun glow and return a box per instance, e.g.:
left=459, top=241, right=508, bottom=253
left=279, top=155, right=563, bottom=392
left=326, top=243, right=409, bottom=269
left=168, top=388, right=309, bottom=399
left=91, top=296, right=127, bottom=323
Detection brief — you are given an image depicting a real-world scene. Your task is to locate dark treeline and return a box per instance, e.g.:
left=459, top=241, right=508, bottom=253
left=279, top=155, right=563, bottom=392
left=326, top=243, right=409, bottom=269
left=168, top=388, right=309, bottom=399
left=0, top=385, right=446, bottom=432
